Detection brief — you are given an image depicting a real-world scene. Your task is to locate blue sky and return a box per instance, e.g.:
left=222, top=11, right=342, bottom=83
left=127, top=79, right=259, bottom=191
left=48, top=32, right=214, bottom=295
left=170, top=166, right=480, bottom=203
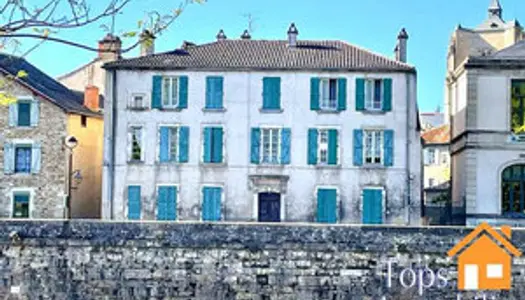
left=16, top=0, right=525, bottom=112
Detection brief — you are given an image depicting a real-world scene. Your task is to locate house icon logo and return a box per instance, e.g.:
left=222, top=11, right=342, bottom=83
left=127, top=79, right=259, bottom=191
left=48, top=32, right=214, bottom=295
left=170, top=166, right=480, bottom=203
left=447, top=223, right=522, bottom=291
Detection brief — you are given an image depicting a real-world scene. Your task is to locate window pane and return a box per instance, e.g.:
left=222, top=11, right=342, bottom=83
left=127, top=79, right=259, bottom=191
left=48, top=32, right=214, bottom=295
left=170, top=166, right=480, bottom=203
left=365, top=131, right=373, bottom=163
left=170, top=128, right=178, bottom=161
left=511, top=80, right=525, bottom=133
left=171, top=78, right=179, bottom=106
left=13, top=193, right=30, bottom=218
left=365, top=80, right=373, bottom=109
left=162, top=78, right=171, bottom=106
left=319, top=130, right=329, bottom=163
left=18, top=102, right=31, bottom=126
left=329, top=79, right=337, bottom=108
left=131, top=128, right=142, bottom=161
left=374, top=132, right=381, bottom=163
left=320, top=79, right=329, bottom=108
left=271, top=129, right=279, bottom=163
left=262, top=129, right=270, bottom=163
left=15, top=146, right=31, bottom=173
left=373, top=80, right=382, bottom=109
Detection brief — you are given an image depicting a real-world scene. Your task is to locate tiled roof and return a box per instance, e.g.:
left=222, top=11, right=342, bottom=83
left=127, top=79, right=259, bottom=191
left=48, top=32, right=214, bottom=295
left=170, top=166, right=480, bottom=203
left=0, top=54, right=100, bottom=116
left=422, top=124, right=450, bottom=144
left=104, top=40, right=415, bottom=72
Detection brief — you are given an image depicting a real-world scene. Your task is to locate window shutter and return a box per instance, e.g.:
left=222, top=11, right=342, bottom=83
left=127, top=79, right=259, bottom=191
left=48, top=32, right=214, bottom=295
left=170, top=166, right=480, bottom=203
left=206, top=76, right=224, bottom=109
left=355, top=78, right=365, bottom=111
left=262, top=77, right=280, bottom=110
left=384, top=130, right=394, bottom=167
left=337, top=78, right=347, bottom=111
left=308, top=129, right=318, bottom=165
left=151, top=76, right=162, bottom=109
left=30, top=100, right=39, bottom=126
left=167, top=186, right=177, bottom=220
left=310, top=78, right=320, bottom=111
left=216, top=77, right=224, bottom=108
left=212, top=128, right=223, bottom=163
left=353, top=129, right=363, bottom=166
left=250, top=128, right=261, bottom=164
left=127, top=186, right=141, bottom=220
left=317, top=189, right=337, bottom=223
left=205, top=77, right=213, bottom=109
left=8, top=102, right=18, bottom=126
left=31, top=142, right=41, bottom=174
left=3, top=142, right=14, bottom=174
left=203, top=127, right=212, bottom=163
left=178, top=76, right=188, bottom=109
left=281, top=128, right=291, bottom=165
left=179, top=126, right=190, bottom=163
left=383, top=78, right=392, bottom=111
left=157, top=186, right=168, bottom=220
left=159, top=127, right=170, bottom=162
left=328, top=129, right=338, bottom=165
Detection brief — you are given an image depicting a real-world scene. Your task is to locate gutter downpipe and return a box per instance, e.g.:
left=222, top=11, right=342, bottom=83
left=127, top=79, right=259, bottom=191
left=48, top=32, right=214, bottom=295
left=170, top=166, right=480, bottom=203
left=405, top=73, right=413, bottom=225
left=110, top=70, right=117, bottom=219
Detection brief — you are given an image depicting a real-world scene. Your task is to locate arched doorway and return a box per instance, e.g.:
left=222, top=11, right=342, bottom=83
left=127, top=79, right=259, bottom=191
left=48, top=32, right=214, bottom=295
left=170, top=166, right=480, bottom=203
left=501, top=164, right=525, bottom=215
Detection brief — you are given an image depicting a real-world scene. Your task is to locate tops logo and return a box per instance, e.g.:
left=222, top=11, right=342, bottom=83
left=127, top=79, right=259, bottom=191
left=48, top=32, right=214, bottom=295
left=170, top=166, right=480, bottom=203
left=447, top=223, right=522, bottom=291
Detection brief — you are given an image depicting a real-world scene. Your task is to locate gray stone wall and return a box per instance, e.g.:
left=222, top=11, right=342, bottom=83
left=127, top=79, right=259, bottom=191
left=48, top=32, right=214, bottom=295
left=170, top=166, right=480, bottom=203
left=1, top=221, right=525, bottom=299
left=0, top=78, right=68, bottom=219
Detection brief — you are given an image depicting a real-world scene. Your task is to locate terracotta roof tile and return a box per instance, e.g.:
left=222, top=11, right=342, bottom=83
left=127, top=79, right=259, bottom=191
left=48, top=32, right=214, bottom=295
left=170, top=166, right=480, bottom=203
left=422, top=124, right=450, bottom=144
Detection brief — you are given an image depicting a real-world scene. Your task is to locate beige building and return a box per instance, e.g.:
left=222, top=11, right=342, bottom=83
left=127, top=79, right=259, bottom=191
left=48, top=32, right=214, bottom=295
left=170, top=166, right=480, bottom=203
left=0, top=54, right=103, bottom=219
left=446, top=0, right=525, bottom=226
left=422, top=124, right=450, bottom=204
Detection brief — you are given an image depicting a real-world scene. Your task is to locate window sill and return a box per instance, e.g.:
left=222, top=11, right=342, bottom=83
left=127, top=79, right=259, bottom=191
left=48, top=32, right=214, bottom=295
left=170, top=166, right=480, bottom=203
left=156, top=161, right=186, bottom=165
left=361, top=164, right=387, bottom=169
left=9, top=173, right=34, bottom=177
left=202, top=108, right=226, bottom=113
left=359, top=110, right=387, bottom=115
left=201, top=162, right=227, bottom=167
left=259, top=108, right=283, bottom=114
left=10, top=126, right=35, bottom=129
left=157, top=107, right=184, bottom=112
left=316, top=109, right=341, bottom=114
left=128, top=107, right=149, bottom=111
left=128, top=161, right=145, bottom=165
left=314, top=164, right=341, bottom=169
left=255, top=163, right=286, bottom=168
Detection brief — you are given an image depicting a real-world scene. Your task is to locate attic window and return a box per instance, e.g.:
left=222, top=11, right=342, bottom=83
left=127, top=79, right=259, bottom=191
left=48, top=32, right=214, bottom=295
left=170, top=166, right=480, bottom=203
left=491, top=23, right=499, bottom=28
left=81, top=115, right=87, bottom=128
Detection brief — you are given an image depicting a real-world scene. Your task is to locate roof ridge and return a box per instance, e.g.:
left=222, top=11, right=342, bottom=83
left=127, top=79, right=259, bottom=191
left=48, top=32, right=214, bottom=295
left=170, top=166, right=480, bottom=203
left=338, top=40, right=415, bottom=69
left=56, top=57, right=101, bottom=80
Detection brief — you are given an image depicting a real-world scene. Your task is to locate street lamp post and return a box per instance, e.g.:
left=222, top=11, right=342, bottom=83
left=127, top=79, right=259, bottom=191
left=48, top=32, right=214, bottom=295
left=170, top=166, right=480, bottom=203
left=64, top=136, right=78, bottom=219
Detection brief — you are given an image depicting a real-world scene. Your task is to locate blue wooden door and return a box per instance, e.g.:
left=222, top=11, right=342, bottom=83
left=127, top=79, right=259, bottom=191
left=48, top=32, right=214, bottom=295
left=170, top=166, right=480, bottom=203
left=258, top=193, right=281, bottom=222
left=157, top=186, right=177, bottom=220
left=362, top=189, right=383, bottom=224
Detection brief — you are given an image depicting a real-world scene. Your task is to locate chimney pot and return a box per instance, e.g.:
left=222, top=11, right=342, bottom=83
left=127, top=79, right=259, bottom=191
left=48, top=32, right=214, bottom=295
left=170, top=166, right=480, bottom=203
left=241, top=30, right=251, bottom=40
left=139, top=30, right=156, bottom=56
left=395, top=28, right=409, bottom=63
left=216, top=29, right=227, bottom=41
left=287, top=23, right=299, bottom=47
left=84, top=85, right=100, bottom=111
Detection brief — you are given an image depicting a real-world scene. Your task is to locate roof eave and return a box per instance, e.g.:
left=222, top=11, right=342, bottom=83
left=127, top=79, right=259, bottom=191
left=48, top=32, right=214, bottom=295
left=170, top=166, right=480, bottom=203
left=103, top=65, right=416, bottom=73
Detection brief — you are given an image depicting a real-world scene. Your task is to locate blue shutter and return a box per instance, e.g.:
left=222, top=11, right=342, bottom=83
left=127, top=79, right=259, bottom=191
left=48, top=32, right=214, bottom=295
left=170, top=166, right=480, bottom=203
left=310, top=78, right=320, bottom=111
left=30, top=100, right=39, bottom=126
left=212, top=128, right=223, bottom=163
left=159, top=127, right=170, bottom=162
left=3, top=142, right=14, bottom=174
left=179, top=126, right=189, bottom=163
left=178, top=76, right=188, bottom=109
left=337, top=78, right=347, bottom=111
left=250, top=128, right=261, bottom=164
left=281, top=128, right=291, bottom=165
left=157, top=186, right=177, bottom=221
left=127, top=186, right=141, bottom=220
left=383, top=78, right=392, bottom=112
left=151, top=76, right=162, bottom=109
left=31, top=142, right=41, bottom=174
left=202, top=187, right=222, bottom=221
left=355, top=78, right=365, bottom=111
left=353, top=129, right=363, bottom=166
left=308, top=129, right=318, bottom=165
left=363, top=189, right=383, bottom=224
left=317, top=188, right=337, bottom=223
left=206, top=77, right=224, bottom=109
left=8, top=102, right=17, bottom=127
left=203, top=127, right=212, bottom=163
left=262, top=77, right=280, bottom=110
left=328, top=129, right=338, bottom=165
left=384, top=130, right=394, bottom=167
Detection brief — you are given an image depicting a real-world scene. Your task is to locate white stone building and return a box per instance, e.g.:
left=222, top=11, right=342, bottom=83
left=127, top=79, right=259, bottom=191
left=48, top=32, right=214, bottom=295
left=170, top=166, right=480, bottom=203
left=102, top=25, right=422, bottom=225
left=447, top=1, right=525, bottom=225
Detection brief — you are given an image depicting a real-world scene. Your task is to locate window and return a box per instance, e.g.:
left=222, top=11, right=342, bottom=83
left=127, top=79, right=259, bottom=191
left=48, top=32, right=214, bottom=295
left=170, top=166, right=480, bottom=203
left=364, top=130, right=383, bottom=164
left=162, top=77, right=179, bottom=108
left=428, top=178, right=435, bottom=187
left=317, top=188, right=337, bottom=223
left=130, top=94, right=146, bottom=109
left=441, top=152, right=449, bottom=164
left=486, top=264, right=503, bottom=279
left=511, top=80, right=525, bottom=134
left=129, top=126, right=143, bottom=162
left=501, top=164, right=525, bottom=215
left=15, top=145, right=32, bottom=173
left=157, top=186, right=177, bottom=220
left=262, top=77, right=281, bottom=110
left=425, top=148, right=436, bottom=165
left=318, top=130, right=329, bottom=164
left=12, top=191, right=30, bottom=218
left=205, top=77, right=224, bottom=109
left=307, top=128, right=338, bottom=166
left=203, top=127, right=224, bottom=163
left=202, top=186, right=222, bottom=221
left=159, top=126, right=189, bottom=163
left=365, top=79, right=383, bottom=111
left=81, top=115, right=87, bottom=128
left=18, top=102, right=31, bottom=127
left=261, top=128, right=280, bottom=164
left=320, top=79, right=337, bottom=110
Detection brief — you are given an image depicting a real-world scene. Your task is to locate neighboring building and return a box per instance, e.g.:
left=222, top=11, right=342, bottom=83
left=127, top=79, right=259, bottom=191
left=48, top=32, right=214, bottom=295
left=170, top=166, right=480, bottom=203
left=420, top=111, right=444, bottom=131
left=0, top=54, right=103, bottom=219
left=422, top=124, right=450, bottom=203
left=447, top=1, right=525, bottom=225
left=101, top=24, right=422, bottom=225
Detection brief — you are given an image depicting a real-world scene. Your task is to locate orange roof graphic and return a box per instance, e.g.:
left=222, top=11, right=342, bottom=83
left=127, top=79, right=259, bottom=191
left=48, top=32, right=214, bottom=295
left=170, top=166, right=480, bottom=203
left=448, top=223, right=522, bottom=258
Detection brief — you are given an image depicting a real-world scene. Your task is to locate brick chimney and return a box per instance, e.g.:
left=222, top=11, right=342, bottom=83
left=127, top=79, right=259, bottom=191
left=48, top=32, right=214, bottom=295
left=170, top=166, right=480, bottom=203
left=84, top=85, right=100, bottom=111
left=139, top=30, right=155, bottom=56
left=98, top=34, right=122, bottom=61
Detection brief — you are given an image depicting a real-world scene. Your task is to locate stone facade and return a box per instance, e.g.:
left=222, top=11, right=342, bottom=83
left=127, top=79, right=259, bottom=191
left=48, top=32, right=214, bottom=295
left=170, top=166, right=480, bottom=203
left=1, top=221, right=525, bottom=299
left=0, top=76, right=68, bottom=219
